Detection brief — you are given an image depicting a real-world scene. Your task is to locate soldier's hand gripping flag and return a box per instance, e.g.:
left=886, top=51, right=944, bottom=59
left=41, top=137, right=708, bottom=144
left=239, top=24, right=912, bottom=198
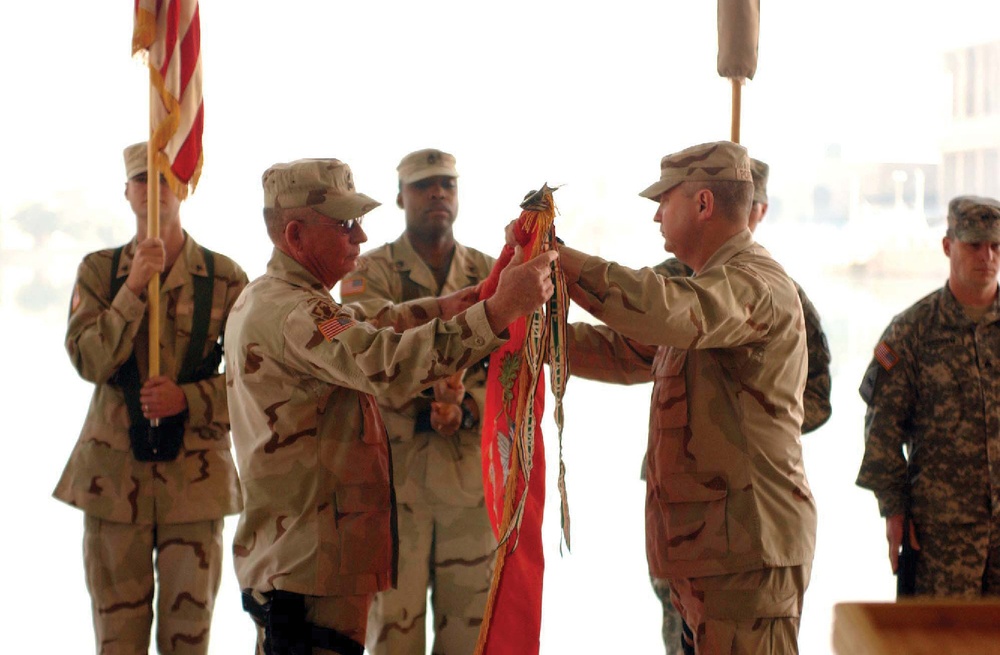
left=475, top=185, right=570, bottom=655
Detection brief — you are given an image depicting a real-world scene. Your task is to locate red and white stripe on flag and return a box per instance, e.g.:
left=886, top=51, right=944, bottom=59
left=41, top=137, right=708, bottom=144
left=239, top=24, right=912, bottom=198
left=133, top=0, right=204, bottom=199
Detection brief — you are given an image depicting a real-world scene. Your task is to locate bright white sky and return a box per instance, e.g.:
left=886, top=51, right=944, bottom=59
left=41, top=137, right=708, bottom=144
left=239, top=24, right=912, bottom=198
left=3, top=0, right=999, bottom=277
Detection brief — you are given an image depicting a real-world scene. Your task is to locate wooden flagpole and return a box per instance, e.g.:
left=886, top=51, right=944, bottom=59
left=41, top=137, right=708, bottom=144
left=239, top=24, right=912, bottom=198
left=731, top=78, right=742, bottom=144
left=146, top=74, right=161, bottom=388
left=717, top=0, right=759, bottom=145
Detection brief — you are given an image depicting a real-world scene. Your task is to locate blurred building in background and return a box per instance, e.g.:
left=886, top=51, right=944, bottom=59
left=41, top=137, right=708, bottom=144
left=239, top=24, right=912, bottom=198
left=942, top=40, right=1000, bottom=201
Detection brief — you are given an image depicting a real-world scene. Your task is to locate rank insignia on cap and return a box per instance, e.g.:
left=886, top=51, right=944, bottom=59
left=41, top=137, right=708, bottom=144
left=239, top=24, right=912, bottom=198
left=874, top=341, right=899, bottom=372
left=318, top=315, right=356, bottom=341
left=341, top=278, right=366, bottom=297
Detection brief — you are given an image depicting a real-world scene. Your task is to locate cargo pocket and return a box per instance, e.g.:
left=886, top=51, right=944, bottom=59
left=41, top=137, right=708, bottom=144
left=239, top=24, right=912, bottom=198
left=650, top=471, right=728, bottom=561
left=652, top=348, right=688, bottom=430
left=333, top=483, right=392, bottom=575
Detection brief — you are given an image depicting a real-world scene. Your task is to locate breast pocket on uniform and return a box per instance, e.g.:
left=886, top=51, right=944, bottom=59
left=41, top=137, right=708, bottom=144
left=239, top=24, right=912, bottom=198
left=649, top=471, right=728, bottom=562
left=653, top=348, right=688, bottom=429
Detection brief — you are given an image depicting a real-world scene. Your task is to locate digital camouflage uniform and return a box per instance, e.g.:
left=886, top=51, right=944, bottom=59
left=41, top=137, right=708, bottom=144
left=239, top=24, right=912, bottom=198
left=648, top=256, right=831, bottom=653
left=856, top=284, right=1000, bottom=597
left=224, top=248, right=506, bottom=649
left=54, top=234, right=247, bottom=654
left=340, top=233, right=497, bottom=655
left=563, top=229, right=817, bottom=653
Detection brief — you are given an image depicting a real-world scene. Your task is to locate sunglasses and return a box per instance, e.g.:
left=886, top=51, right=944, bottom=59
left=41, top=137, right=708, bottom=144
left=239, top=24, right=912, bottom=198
left=302, top=215, right=364, bottom=232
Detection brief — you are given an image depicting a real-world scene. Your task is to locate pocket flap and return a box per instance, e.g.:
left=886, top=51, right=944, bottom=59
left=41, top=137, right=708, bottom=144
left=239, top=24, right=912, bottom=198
left=659, top=472, right=728, bottom=503
left=334, top=483, right=390, bottom=516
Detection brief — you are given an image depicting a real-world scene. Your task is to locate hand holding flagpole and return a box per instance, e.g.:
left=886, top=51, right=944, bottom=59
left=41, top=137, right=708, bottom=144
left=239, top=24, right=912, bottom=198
left=133, top=0, right=205, bottom=427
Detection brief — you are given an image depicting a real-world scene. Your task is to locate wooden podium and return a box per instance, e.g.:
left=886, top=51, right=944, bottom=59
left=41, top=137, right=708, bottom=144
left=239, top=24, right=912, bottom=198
left=833, top=601, right=1000, bottom=654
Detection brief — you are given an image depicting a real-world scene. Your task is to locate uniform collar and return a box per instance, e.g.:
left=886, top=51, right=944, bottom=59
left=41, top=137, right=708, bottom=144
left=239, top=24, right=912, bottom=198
left=391, top=232, right=479, bottom=292
left=696, top=228, right=755, bottom=275
left=939, top=282, right=1000, bottom=326
left=266, top=247, right=329, bottom=294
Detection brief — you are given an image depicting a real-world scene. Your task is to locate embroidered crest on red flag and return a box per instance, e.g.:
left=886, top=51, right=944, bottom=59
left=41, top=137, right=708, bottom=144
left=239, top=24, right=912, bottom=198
left=133, top=0, right=204, bottom=199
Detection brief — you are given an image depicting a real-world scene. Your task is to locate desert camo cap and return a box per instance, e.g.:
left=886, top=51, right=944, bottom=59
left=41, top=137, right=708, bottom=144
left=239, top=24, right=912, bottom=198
left=639, top=141, right=752, bottom=200
left=262, top=158, right=380, bottom=221
left=123, top=142, right=148, bottom=180
left=750, top=158, right=769, bottom=204
left=397, top=148, right=459, bottom=184
left=947, top=195, right=1000, bottom=242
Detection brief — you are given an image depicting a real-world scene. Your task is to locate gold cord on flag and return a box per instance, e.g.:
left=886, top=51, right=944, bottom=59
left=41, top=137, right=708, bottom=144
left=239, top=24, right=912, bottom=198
left=475, top=185, right=571, bottom=654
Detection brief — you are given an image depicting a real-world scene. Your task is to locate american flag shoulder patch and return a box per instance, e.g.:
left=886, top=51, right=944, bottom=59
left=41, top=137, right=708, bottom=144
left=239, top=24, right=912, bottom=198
left=318, top=315, right=356, bottom=341
left=341, top=278, right=366, bottom=297
left=874, top=341, right=899, bottom=371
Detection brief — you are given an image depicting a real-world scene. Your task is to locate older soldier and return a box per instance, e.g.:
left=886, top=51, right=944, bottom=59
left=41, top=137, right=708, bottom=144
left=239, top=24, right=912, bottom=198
left=54, top=142, right=248, bottom=654
left=225, top=158, right=555, bottom=654
left=560, top=141, right=817, bottom=654
left=340, top=149, right=496, bottom=655
left=857, top=195, right=1000, bottom=598
left=647, top=157, right=831, bottom=654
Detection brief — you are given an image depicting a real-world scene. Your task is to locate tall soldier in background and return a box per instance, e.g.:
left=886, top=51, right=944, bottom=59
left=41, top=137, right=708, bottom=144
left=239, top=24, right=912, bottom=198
left=857, top=196, right=1000, bottom=598
left=54, top=142, right=248, bottom=654
left=340, top=149, right=498, bottom=655
left=647, top=158, right=832, bottom=653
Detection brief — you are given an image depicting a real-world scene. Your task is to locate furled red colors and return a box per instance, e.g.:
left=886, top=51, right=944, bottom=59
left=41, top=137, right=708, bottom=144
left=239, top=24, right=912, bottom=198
left=133, top=0, right=204, bottom=198
left=476, top=186, right=569, bottom=655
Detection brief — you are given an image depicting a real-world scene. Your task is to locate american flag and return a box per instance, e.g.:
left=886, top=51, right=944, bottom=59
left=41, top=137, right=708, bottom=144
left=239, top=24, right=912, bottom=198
left=341, top=277, right=367, bottom=297
left=318, top=316, right=356, bottom=342
left=875, top=340, right=899, bottom=371
left=133, top=0, right=204, bottom=199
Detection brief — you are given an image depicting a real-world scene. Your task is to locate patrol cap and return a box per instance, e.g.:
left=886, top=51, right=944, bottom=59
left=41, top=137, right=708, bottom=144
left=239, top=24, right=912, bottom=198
left=639, top=141, right=752, bottom=200
left=947, top=195, right=1000, bottom=242
left=397, top=148, right=459, bottom=185
left=123, top=142, right=148, bottom=180
left=750, top=158, right=769, bottom=204
left=262, top=158, right=380, bottom=221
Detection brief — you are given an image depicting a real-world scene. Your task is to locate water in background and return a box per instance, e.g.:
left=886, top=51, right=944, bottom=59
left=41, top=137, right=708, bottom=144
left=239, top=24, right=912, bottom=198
left=2, top=227, right=946, bottom=654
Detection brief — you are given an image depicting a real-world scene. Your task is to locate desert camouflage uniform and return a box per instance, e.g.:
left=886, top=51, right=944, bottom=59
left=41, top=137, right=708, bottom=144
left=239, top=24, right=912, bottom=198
left=54, top=234, right=247, bottom=654
left=654, top=257, right=831, bottom=433
left=856, top=284, right=1000, bottom=597
left=340, top=233, right=497, bottom=655
left=564, top=230, right=816, bottom=652
left=225, top=248, right=506, bottom=647
left=648, top=255, right=831, bottom=653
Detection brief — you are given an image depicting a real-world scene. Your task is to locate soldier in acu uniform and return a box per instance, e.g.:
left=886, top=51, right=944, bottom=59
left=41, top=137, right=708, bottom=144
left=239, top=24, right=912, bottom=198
left=559, top=141, right=817, bottom=654
left=53, top=142, right=249, bottom=654
left=224, top=158, right=556, bottom=654
left=647, top=157, right=832, bottom=654
left=857, top=195, right=1000, bottom=598
left=340, top=149, right=497, bottom=655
